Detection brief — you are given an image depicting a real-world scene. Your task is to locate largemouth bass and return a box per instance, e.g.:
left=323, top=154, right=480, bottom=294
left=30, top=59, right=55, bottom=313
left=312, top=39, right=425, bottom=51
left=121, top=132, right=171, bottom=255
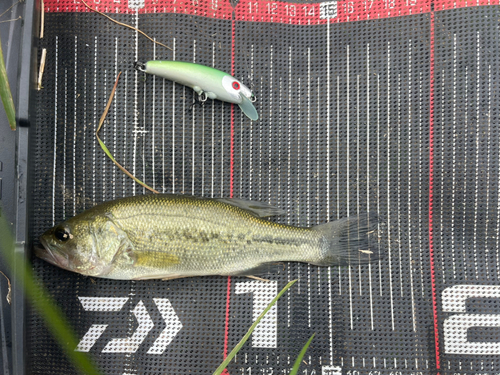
left=36, top=194, right=381, bottom=280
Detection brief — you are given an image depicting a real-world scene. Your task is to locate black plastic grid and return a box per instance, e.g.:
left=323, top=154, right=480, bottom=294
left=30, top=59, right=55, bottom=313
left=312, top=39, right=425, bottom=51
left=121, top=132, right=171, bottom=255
left=28, top=5, right=500, bottom=375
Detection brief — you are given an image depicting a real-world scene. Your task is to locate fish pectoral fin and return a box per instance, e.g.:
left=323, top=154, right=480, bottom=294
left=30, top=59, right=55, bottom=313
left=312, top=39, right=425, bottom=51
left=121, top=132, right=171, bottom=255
left=238, top=94, right=259, bottom=121
left=215, top=198, right=285, bottom=218
left=230, top=262, right=285, bottom=277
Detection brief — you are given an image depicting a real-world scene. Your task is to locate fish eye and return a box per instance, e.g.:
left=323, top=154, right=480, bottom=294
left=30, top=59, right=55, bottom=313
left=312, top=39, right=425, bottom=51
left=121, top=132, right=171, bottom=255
left=54, top=227, right=71, bottom=242
left=232, top=81, right=240, bottom=90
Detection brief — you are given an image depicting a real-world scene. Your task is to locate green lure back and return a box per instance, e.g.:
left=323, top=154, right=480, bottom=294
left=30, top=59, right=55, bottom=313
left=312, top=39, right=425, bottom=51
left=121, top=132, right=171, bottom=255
left=135, top=60, right=259, bottom=121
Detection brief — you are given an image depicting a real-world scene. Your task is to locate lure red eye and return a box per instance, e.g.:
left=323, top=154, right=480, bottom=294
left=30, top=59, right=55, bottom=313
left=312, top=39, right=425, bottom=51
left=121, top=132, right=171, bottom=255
left=232, top=82, right=240, bottom=90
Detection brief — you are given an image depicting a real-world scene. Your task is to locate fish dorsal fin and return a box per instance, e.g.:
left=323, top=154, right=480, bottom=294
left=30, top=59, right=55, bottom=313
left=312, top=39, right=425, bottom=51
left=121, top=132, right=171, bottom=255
left=215, top=198, right=285, bottom=218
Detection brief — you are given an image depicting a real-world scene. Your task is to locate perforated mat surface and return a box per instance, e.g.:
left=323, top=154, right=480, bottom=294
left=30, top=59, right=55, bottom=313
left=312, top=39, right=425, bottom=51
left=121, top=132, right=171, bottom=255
left=30, top=1, right=500, bottom=374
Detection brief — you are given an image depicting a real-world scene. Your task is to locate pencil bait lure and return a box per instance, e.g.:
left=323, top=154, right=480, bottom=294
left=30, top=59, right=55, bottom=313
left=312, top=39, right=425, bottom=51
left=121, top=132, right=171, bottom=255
left=135, top=60, right=259, bottom=121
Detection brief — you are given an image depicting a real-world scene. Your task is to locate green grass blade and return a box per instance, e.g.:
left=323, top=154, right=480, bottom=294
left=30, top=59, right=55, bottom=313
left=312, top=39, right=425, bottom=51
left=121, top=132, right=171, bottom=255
left=289, top=333, right=316, bottom=375
left=0, top=32, right=16, bottom=130
left=0, top=212, right=102, bottom=375
left=212, top=279, right=298, bottom=375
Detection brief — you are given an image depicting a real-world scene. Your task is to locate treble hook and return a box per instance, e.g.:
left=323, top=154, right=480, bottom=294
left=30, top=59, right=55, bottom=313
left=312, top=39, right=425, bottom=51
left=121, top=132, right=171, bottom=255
left=198, top=92, right=208, bottom=102
left=190, top=91, right=207, bottom=109
left=134, top=61, right=147, bottom=72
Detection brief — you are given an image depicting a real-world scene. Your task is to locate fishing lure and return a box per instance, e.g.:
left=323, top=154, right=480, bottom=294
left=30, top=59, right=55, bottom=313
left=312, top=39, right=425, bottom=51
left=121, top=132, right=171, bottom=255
left=135, top=61, right=259, bottom=121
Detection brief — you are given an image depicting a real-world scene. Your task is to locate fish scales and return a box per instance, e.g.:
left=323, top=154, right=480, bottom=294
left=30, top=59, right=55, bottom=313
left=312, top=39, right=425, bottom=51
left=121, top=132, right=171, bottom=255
left=36, top=194, right=381, bottom=280
left=105, top=195, right=321, bottom=279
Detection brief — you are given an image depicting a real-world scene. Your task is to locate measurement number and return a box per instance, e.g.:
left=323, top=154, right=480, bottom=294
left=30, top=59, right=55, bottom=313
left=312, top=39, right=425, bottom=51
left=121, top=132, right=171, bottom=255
left=267, top=2, right=278, bottom=14
left=443, top=285, right=500, bottom=354
left=285, top=4, right=296, bottom=16
left=235, top=280, right=278, bottom=348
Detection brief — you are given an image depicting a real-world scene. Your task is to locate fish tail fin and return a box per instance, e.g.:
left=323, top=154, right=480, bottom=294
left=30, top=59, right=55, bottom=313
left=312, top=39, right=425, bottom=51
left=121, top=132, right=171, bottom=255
left=311, top=212, right=382, bottom=266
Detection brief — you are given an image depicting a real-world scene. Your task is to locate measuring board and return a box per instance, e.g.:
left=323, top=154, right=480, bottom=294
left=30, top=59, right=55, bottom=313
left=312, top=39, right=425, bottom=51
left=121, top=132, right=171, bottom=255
left=29, top=0, right=500, bottom=374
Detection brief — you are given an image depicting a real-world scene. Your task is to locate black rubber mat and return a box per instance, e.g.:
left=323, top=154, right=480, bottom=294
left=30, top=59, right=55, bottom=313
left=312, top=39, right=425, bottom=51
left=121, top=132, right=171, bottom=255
left=29, top=1, right=500, bottom=374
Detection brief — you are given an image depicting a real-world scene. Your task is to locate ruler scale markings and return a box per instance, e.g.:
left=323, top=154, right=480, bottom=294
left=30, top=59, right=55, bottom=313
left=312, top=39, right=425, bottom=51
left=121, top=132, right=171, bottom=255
left=259, top=76, right=263, bottom=202
left=337, top=75, right=340, bottom=220
left=132, top=15, right=138, bottom=196
left=183, top=85, right=186, bottom=194
left=270, top=45, right=274, bottom=204
left=93, top=36, right=97, bottom=206
left=73, top=36, right=77, bottom=214
left=496, top=62, right=500, bottom=278
left=279, top=76, right=283, bottom=218
left=211, top=97, right=215, bottom=197
left=124, top=72, right=128, bottom=196
left=337, top=75, right=341, bottom=296
left=357, top=74, right=362, bottom=296
left=172, top=38, right=176, bottom=193
left=327, top=19, right=330, bottom=229
left=162, top=58, right=165, bottom=193
left=63, top=68, right=67, bottom=220
left=211, top=41, right=215, bottom=197
left=440, top=68, right=445, bottom=283
left=142, top=72, right=146, bottom=195
left=408, top=39, right=416, bottom=332
left=152, top=40, right=156, bottom=191
left=419, top=71, right=425, bottom=297
left=307, top=47, right=311, bottom=223
left=83, top=68, right=87, bottom=209
left=347, top=45, right=350, bottom=217
left=366, top=44, right=374, bottom=329
left=463, top=66, right=469, bottom=279
left=387, top=41, right=395, bottom=331
left=151, top=38, right=156, bottom=189
left=473, top=31, right=480, bottom=279
left=484, top=64, right=491, bottom=278
left=287, top=45, right=292, bottom=328
left=347, top=45, right=354, bottom=330
left=239, top=110, right=243, bottom=199
left=397, top=73, right=403, bottom=296
left=377, top=73, right=382, bottom=296
left=451, top=34, right=457, bottom=279
left=202, top=90, right=206, bottom=197
left=307, top=47, right=311, bottom=328
left=113, top=38, right=118, bottom=198
left=192, top=40, right=196, bottom=196
left=308, top=262, right=311, bottom=328
left=317, top=76, right=321, bottom=296
left=298, top=75, right=301, bottom=294
left=328, top=22, right=332, bottom=366
left=249, top=44, right=254, bottom=200
left=103, top=70, right=106, bottom=199
left=221, top=104, right=224, bottom=197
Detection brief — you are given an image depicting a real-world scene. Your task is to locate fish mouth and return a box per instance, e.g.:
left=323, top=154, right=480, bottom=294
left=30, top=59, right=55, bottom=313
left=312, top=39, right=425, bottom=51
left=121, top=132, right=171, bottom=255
left=35, top=238, right=70, bottom=270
